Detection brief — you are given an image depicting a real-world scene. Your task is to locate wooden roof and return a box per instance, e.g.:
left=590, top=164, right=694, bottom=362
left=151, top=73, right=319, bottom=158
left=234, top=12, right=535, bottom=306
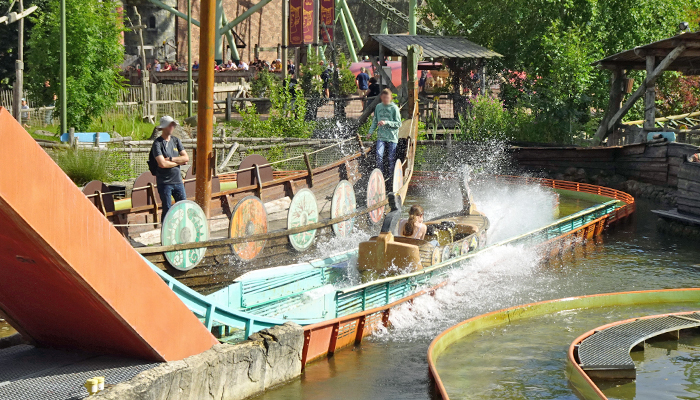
left=358, top=34, right=502, bottom=59
left=594, top=32, right=700, bottom=75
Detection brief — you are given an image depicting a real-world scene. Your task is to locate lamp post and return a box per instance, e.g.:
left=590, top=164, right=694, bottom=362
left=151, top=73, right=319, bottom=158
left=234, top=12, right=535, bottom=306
left=60, top=0, right=67, bottom=135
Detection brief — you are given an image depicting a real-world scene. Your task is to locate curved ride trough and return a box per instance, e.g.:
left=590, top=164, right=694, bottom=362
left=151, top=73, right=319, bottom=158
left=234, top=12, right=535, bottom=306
left=427, top=289, right=700, bottom=400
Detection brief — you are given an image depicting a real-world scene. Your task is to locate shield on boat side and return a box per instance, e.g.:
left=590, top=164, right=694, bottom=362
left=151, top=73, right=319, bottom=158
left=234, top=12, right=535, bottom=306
left=392, top=160, right=404, bottom=199
left=367, top=168, right=386, bottom=225
left=229, top=196, right=268, bottom=261
left=288, top=188, right=319, bottom=251
left=162, top=200, right=209, bottom=271
left=442, top=245, right=451, bottom=262
left=331, top=180, right=357, bottom=237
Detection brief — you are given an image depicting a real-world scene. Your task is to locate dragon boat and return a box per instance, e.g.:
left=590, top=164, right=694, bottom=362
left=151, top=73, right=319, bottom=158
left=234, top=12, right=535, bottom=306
left=81, top=114, right=419, bottom=294
left=142, top=176, right=635, bottom=367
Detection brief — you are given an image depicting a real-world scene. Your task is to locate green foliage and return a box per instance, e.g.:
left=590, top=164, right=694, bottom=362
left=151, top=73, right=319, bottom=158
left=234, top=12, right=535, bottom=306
left=299, top=51, right=325, bottom=96
left=237, top=78, right=314, bottom=138
left=26, top=0, right=125, bottom=131
left=55, top=148, right=132, bottom=186
left=88, top=114, right=155, bottom=140
left=335, top=53, right=357, bottom=96
left=250, top=69, right=280, bottom=97
left=424, top=0, right=700, bottom=140
left=0, top=0, right=50, bottom=89
left=455, top=95, right=509, bottom=142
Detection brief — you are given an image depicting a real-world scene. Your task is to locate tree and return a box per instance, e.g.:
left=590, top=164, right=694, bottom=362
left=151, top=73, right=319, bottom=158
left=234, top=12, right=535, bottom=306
left=25, top=0, right=124, bottom=130
left=0, top=0, right=49, bottom=90
left=423, top=0, right=700, bottom=141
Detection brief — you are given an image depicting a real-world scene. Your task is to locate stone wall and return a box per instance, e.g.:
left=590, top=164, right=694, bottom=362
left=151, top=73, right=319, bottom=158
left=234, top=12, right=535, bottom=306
left=124, top=0, right=180, bottom=64
left=93, top=322, right=304, bottom=400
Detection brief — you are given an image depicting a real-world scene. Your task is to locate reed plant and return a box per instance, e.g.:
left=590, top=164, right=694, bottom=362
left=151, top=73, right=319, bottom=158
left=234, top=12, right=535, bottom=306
left=55, top=148, right=132, bottom=186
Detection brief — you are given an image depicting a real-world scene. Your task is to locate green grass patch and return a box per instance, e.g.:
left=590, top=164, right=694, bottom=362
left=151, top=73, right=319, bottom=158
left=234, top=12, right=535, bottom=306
left=55, top=148, right=133, bottom=186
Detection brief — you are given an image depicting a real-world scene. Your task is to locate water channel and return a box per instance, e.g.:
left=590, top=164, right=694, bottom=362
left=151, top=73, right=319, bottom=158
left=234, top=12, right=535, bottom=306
left=257, top=179, right=700, bottom=400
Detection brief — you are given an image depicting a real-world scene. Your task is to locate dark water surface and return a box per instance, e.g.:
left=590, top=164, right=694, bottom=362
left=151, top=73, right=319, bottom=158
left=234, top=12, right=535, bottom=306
left=257, top=184, right=700, bottom=400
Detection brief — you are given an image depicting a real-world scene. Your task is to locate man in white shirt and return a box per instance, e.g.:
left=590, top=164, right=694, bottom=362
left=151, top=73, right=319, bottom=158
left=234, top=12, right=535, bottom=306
left=238, top=60, right=249, bottom=71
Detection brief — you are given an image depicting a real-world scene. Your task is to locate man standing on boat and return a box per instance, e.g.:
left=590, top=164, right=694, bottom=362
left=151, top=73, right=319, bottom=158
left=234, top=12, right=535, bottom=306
left=152, top=116, right=189, bottom=220
left=367, top=89, right=402, bottom=178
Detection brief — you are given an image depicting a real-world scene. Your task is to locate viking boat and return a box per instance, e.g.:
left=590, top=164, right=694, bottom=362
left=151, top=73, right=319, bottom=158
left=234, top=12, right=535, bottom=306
left=81, top=115, right=420, bottom=294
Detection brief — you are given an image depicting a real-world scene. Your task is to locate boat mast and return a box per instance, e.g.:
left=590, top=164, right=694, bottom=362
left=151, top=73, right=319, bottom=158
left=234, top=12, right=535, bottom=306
left=195, top=0, right=216, bottom=217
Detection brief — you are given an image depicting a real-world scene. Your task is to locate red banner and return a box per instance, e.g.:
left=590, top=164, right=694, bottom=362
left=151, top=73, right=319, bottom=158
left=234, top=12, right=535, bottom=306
left=289, top=0, right=303, bottom=47
left=302, top=0, right=314, bottom=44
left=319, top=0, right=334, bottom=43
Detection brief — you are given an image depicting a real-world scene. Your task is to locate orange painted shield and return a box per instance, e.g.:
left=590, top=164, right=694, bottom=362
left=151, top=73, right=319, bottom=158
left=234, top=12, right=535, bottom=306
left=367, top=168, right=386, bottom=225
left=229, top=196, right=268, bottom=261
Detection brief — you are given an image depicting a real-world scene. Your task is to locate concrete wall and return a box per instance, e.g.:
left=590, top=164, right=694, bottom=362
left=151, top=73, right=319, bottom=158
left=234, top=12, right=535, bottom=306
left=93, top=322, right=304, bottom=400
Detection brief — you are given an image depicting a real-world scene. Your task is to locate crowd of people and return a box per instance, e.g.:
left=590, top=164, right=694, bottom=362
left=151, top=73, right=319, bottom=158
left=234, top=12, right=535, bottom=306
left=124, top=57, right=297, bottom=74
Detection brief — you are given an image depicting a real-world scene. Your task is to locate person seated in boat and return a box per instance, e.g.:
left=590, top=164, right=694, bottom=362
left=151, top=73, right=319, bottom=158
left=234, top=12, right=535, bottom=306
left=399, top=205, right=427, bottom=240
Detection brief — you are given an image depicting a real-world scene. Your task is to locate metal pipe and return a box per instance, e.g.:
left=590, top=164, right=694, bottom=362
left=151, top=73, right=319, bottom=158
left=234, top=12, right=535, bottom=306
left=340, top=0, right=362, bottom=49
left=281, top=0, right=288, bottom=79
left=196, top=0, right=216, bottom=217
left=219, top=0, right=273, bottom=33
left=408, top=0, right=416, bottom=35
left=380, top=19, right=388, bottom=34
left=147, top=0, right=200, bottom=26
left=220, top=13, right=240, bottom=61
left=338, top=10, right=357, bottom=62
left=60, top=0, right=67, bottom=134
left=187, top=0, right=193, bottom=117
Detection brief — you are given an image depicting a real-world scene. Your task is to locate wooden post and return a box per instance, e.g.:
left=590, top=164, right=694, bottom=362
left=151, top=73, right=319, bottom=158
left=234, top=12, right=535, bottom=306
left=591, top=44, right=686, bottom=146
left=400, top=56, right=408, bottom=106
left=196, top=0, right=216, bottom=217
left=150, top=83, right=157, bottom=118
left=225, top=92, right=232, bottom=121
left=68, top=127, right=75, bottom=149
left=644, top=55, right=657, bottom=136
left=597, top=67, right=623, bottom=146
left=407, top=45, right=421, bottom=118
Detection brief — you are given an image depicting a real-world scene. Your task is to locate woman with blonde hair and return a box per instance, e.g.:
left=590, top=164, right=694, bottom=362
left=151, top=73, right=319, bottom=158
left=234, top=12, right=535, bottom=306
left=399, top=205, right=427, bottom=240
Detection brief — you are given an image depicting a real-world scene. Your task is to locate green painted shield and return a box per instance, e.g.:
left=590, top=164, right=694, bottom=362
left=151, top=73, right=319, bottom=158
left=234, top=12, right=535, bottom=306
left=288, top=188, right=319, bottom=251
left=161, top=200, right=209, bottom=271
left=331, top=180, right=357, bottom=237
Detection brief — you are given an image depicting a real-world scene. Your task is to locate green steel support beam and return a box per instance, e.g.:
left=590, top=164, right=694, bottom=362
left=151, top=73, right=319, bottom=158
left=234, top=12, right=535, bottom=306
left=381, top=19, right=388, bottom=34
left=408, top=0, right=416, bottom=35
left=221, top=13, right=240, bottom=61
left=219, top=0, right=274, bottom=33
left=340, top=0, right=363, bottom=50
left=214, top=0, right=223, bottom=61
left=59, top=0, right=66, bottom=134
left=338, top=9, right=357, bottom=62
left=148, top=0, right=200, bottom=26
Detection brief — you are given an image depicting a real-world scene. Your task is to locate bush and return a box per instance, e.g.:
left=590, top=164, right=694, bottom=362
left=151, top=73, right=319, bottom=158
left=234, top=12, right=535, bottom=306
left=250, top=69, right=280, bottom=98
left=237, top=78, right=314, bottom=138
left=55, top=148, right=132, bottom=186
left=456, top=95, right=509, bottom=142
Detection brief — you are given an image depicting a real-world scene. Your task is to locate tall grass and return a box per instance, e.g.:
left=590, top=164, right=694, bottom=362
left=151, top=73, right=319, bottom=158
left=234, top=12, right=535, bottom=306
left=55, top=148, right=132, bottom=186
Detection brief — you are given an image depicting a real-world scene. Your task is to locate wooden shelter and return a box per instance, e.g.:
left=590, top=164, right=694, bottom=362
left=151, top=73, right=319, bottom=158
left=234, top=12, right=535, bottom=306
left=358, top=34, right=502, bottom=117
left=592, top=31, right=700, bottom=146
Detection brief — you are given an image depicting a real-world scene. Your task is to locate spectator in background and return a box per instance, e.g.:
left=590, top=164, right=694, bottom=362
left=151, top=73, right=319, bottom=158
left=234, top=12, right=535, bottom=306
left=192, top=60, right=199, bottom=71
left=146, top=63, right=152, bottom=71
left=238, top=59, right=249, bottom=71
left=20, top=98, right=30, bottom=125
left=356, top=67, right=369, bottom=96
left=222, top=59, right=235, bottom=71
left=419, top=70, right=428, bottom=93
left=287, top=60, right=295, bottom=76
left=321, top=64, right=331, bottom=98
left=154, top=59, right=161, bottom=72
left=364, top=76, right=381, bottom=109
left=162, top=61, right=173, bottom=71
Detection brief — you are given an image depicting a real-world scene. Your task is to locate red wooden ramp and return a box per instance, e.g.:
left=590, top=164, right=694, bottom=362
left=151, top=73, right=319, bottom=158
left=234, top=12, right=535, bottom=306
left=0, top=108, right=218, bottom=361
